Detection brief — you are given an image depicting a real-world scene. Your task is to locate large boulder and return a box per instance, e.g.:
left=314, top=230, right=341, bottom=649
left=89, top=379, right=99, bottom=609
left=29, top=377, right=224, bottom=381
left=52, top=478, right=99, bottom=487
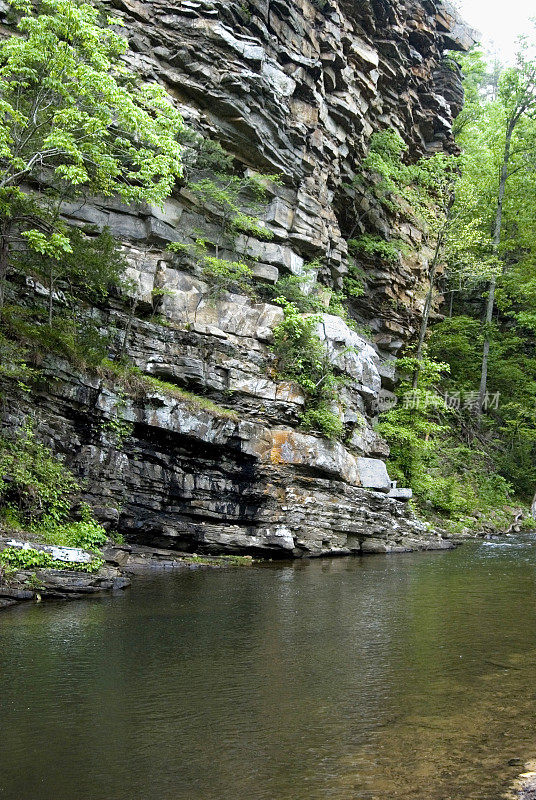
left=356, top=457, right=391, bottom=492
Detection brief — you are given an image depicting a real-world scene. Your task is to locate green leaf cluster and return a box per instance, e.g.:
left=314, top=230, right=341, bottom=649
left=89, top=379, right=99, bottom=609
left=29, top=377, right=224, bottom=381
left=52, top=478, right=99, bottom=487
left=0, top=545, right=103, bottom=573
left=0, top=420, right=108, bottom=553
left=168, top=238, right=253, bottom=297
left=377, top=354, right=514, bottom=525
left=0, top=0, right=183, bottom=205
left=360, top=129, right=457, bottom=229
left=187, top=172, right=277, bottom=243
left=271, top=299, right=344, bottom=440
left=348, top=234, right=405, bottom=264
left=0, top=0, right=183, bottom=307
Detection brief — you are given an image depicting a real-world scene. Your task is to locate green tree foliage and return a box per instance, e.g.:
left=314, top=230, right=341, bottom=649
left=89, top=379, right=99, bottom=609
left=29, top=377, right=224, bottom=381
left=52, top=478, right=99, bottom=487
left=0, top=225, right=126, bottom=383
left=359, top=128, right=457, bottom=229
left=168, top=133, right=279, bottom=293
left=187, top=174, right=275, bottom=242
left=0, top=0, right=183, bottom=305
left=352, top=129, right=468, bottom=378
left=377, top=355, right=513, bottom=526
left=398, top=38, right=536, bottom=519
left=0, top=421, right=109, bottom=554
left=271, top=299, right=344, bottom=440
left=19, top=225, right=127, bottom=322
left=377, top=355, right=450, bottom=488
left=348, top=234, right=405, bottom=264
left=450, top=38, right=536, bottom=414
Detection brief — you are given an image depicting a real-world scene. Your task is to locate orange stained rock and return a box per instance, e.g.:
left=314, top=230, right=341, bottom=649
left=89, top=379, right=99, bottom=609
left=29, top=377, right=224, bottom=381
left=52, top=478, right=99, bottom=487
left=269, top=429, right=294, bottom=465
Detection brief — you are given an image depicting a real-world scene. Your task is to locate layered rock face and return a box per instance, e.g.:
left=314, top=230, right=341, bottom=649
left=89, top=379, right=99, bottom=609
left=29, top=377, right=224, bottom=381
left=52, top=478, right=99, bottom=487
left=4, top=357, right=450, bottom=556
left=100, top=0, right=475, bottom=349
left=2, top=0, right=475, bottom=555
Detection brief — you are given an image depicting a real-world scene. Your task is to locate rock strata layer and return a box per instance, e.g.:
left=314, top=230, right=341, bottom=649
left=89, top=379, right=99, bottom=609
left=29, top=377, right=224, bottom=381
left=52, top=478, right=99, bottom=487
left=4, top=358, right=454, bottom=556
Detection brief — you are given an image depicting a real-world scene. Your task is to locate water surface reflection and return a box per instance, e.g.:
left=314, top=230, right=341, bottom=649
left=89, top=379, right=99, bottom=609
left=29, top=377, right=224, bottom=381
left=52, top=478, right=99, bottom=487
left=1, top=537, right=536, bottom=799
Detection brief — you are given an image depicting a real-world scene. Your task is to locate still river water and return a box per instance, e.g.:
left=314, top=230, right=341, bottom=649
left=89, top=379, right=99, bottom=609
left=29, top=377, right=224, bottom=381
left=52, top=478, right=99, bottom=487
left=1, top=536, right=536, bottom=800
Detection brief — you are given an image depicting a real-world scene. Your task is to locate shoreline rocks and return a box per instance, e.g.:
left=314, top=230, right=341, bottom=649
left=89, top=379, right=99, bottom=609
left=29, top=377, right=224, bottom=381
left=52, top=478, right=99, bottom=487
left=0, top=538, right=256, bottom=611
left=506, top=762, right=536, bottom=800
left=0, top=565, right=130, bottom=610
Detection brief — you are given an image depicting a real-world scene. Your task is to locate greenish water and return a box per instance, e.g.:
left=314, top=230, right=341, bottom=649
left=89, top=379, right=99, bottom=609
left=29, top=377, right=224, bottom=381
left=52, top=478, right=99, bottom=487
left=1, top=537, right=536, bottom=800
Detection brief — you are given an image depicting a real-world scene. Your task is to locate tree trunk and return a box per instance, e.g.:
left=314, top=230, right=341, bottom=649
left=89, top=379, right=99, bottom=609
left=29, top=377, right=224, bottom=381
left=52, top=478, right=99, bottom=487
left=477, top=121, right=514, bottom=416
left=0, top=220, right=11, bottom=311
left=48, top=263, right=54, bottom=325
left=531, top=489, right=536, bottom=520
left=477, top=272, right=496, bottom=414
left=121, top=297, right=138, bottom=358
left=412, top=234, right=443, bottom=388
left=412, top=199, right=453, bottom=388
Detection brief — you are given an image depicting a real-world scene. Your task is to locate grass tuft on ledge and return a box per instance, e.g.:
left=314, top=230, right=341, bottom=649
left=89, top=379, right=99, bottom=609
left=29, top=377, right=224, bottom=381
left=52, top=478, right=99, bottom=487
left=98, top=360, right=239, bottom=422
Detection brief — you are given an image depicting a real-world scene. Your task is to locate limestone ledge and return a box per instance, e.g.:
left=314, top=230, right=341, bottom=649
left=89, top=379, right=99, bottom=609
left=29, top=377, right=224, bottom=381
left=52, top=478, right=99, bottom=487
left=3, top=367, right=452, bottom=557
left=34, top=262, right=388, bottom=440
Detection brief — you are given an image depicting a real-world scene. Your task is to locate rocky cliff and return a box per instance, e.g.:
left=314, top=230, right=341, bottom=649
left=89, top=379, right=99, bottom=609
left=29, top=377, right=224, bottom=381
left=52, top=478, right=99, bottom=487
left=2, top=0, right=476, bottom=556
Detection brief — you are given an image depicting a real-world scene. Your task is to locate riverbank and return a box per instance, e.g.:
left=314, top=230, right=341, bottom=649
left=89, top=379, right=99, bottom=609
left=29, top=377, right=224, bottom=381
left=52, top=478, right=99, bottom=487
left=0, top=537, right=253, bottom=610
left=421, top=502, right=535, bottom=541
left=507, top=762, right=536, bottom=799
left=4, top=525, right=531, bottom=612
left=6, top=527, right=526, bottom=611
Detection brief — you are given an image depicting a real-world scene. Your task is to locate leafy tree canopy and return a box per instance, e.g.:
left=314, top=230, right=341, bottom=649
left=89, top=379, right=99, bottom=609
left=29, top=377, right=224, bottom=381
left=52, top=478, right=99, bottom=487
left=0, top=0, right=184, bottom=301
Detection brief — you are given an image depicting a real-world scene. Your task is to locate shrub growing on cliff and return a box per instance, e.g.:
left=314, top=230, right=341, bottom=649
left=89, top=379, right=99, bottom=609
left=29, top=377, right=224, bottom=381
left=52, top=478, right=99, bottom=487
left=16, top=225, right=128, bottom=324
left=0, top=421, right=107, bottom=550
left=271, top=299, right=344, bottom=440
left=168, top=238, right=254, bottom=297
left=187, top=173, right=276, bottom=245
left=257, top=263, right=325, bottom=312
left=348, top=235, right=405, bottom=264
left=0, top=421, right=78, bottom=523
left=0, top=0, right=184, bottom=307
left=361, top=129, right=457, bottom=221
left=300, top=403, right=343, bottom=441
left=176, top=130, right=281, bottom=280
left=271, top=300, right=325, bottom=393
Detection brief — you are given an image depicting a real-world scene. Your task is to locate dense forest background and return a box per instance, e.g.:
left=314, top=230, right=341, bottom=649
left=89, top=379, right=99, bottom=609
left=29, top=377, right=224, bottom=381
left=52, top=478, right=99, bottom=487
left=379, top=38, right=536, bottom=533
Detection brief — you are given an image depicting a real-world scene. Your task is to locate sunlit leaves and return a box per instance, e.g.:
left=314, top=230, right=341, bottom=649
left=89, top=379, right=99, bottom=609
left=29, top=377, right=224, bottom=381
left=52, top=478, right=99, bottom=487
left=0, top=0, right=183, bottom=208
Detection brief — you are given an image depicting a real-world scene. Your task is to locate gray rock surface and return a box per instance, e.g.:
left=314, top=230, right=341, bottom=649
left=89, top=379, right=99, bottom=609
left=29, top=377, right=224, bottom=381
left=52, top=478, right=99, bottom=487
left=0, top=564, right=130, bottom=608
left=5, top=540, right=93, bottom=564
left=356, top=457, right=392, bottom=492
left=388, top=487, right=413, bottom=501
left=2, top=368, right=452, bottom=556
left=506, top=762, right=536, bottom=800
